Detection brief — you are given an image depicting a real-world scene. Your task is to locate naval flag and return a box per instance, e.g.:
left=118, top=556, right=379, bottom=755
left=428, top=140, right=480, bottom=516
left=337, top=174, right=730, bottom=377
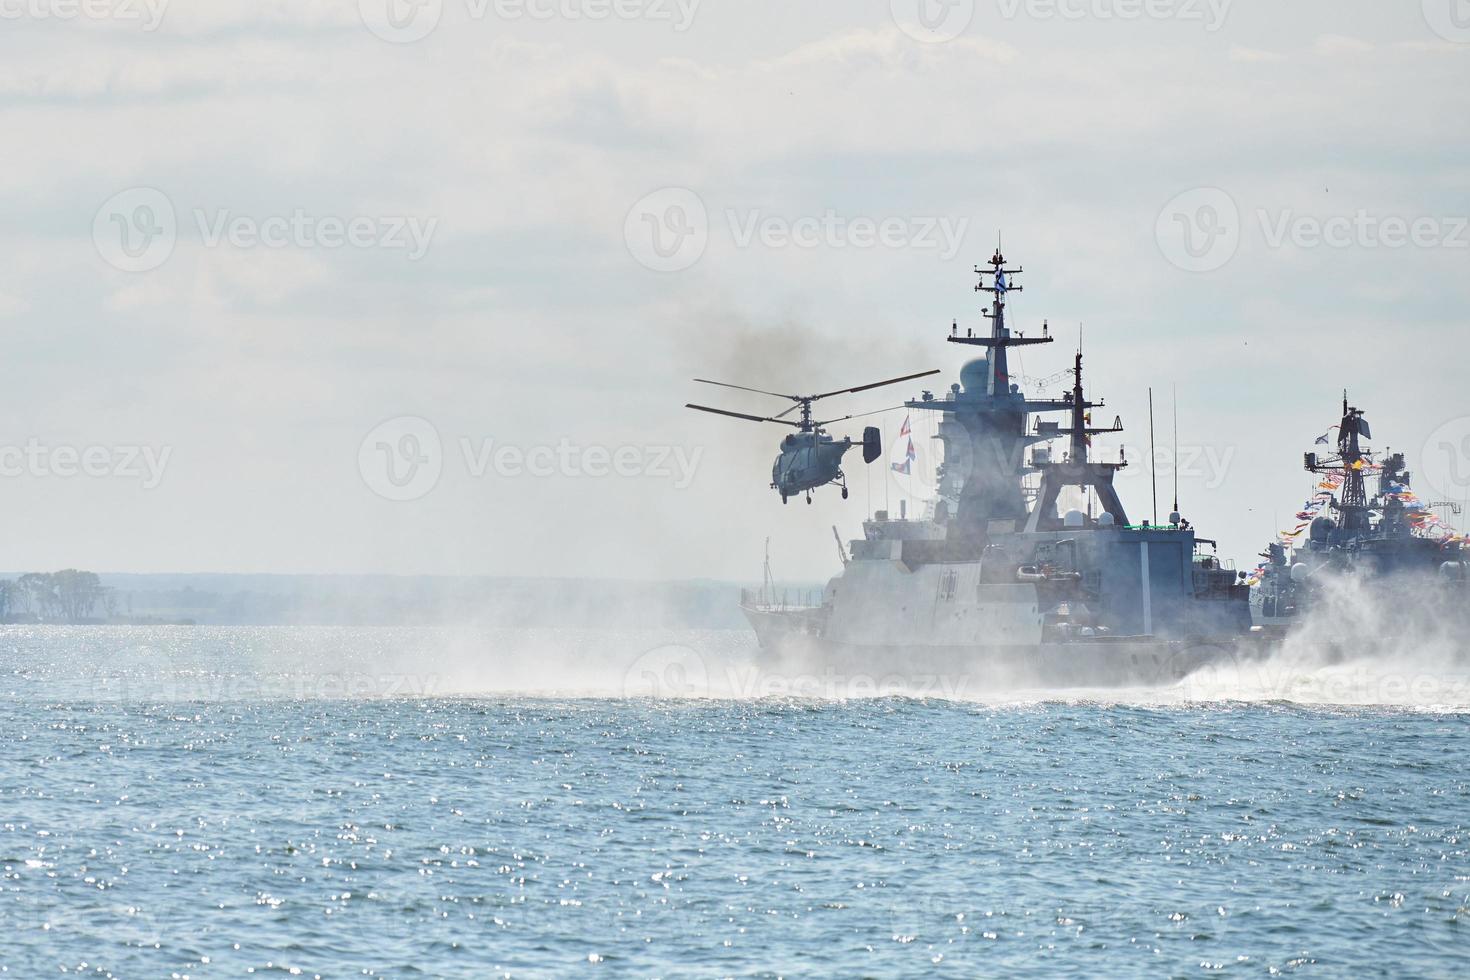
left=891, top=437, right=916, bottom=475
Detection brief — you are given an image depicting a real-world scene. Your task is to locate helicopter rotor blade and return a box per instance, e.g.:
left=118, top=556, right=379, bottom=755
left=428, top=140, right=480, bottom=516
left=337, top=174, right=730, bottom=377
left=815, top=405, right=904, bottom=428
left=685, top=403, right=801, bottom=426
left=692, top=378, right=798, bottom=401
left=810, top=369, right=941, bottom=402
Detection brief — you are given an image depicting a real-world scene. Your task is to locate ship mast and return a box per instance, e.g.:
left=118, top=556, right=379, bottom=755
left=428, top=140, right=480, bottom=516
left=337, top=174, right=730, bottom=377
left=950, top=248, right=1051, bottom=386
left=1305, top=391, right=1374, bottom=536
left=905, top=247, right=1132, bottom=545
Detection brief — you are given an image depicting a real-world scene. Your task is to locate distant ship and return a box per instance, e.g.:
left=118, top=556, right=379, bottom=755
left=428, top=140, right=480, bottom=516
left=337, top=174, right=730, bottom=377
left=1251, top=396, right=1469, bottom=632
left=740, top=251, right=1265, bottom=687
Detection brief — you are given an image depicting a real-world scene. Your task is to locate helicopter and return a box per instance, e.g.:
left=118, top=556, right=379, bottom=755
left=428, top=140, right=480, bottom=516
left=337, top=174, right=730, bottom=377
left=685, top=369, right=940, bottom=504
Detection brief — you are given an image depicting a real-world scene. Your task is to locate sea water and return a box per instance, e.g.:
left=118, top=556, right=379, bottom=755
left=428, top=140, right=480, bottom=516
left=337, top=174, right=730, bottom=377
left=1, top=627, right=1467, bottom=976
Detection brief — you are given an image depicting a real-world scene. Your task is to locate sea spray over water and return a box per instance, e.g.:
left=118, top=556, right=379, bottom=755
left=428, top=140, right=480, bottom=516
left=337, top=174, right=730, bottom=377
left=25, top=585, right=1470, bottom=708
left=1159, top=571, right=1470, bottom=708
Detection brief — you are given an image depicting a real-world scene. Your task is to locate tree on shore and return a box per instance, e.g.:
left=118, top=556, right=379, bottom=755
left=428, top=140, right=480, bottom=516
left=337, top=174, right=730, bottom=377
left=1, top=571, right=112, bottom=623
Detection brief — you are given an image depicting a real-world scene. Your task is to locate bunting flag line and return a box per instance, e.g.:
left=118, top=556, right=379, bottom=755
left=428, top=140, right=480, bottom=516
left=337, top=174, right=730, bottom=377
left=1245, top=425, right=1468, bottom=587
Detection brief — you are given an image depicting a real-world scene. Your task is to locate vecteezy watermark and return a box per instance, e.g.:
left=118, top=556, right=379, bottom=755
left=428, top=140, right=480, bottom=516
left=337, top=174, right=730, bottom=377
left=93, top=188, right=438, bottom=273
left=459, top=437, right=703, bottom=488
left=359, top=0, right=443, bottom=43
left=722, top=665, right=971, bottom=699
left=93, top=187, right=176, bottom=274
left=357, top=416, right=704, bottom=502
left=624, top=187, right=970, bottom=272
left=358, top=416, right=444, bottom=503
left=994, top=0, right=1232, bottom=31
left=1256, top=210, right=1470, bottom=252
left=890, top=0, right=974, bottom=43
left=358, top=0, right=701, bottom=44
left=90, top=645, right=441, bottom=702
left=886, top=895, right=1148, bottom=948
left=727, top=210, right=969, bottom=260
left=1422, top=0, right=1470, bottom=43
left=1419, top=415, right=1470, bottom=504
left=1155, top=187, right=1241, bottom=273
left=624, top=187, right=709, bottom=273
left=194, top=209, right=437, bottom=261
left=0, top=0, right=169, bottom=30
left=1113, top=442, right=1237, bottom=492
left=623, top=644, right=711, bottom=697
left=620, top=643, right=977, bottom=700
left=0, top=440, right=171, bottom=489
left=1157, top=188, right=1470, bottom=272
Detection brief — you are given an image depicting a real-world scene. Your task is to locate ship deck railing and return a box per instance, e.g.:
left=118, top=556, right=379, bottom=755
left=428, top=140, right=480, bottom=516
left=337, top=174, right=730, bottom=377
left=741, top=588, right=823, bottom=612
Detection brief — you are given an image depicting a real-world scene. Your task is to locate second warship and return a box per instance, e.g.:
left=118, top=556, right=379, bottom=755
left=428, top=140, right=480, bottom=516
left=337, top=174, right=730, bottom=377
left=1251, top=396, right=1469, bottom=632
left=740, top=251, right=1263, bottom=687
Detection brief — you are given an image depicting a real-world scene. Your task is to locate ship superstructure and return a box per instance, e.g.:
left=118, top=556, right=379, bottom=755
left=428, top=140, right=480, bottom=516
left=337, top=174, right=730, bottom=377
left=1252, top=396, right=1469, bottom=629
left=739, top=252, right=1256, bottom=685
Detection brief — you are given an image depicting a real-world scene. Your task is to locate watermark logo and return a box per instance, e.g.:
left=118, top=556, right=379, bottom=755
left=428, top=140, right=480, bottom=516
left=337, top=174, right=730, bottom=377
left=359, top=416, right=443, bottom=502
left=1420, top=415, right=1470, bottom=503
left=359, top=420, right=704, bottom=500
left=94, top=188, right=438, bottom=272
left=624, top=187, right=970, bottom=272
left=0, top=439, right=171, bottom=488
left=93, top=187, right=176, bottom=274
left=90, top=644, right=440, bottom=701
left=890, top=0, right=974, bottom=43
left=1154, top=642, right=1243, bottom=699
left=1257, top=210, right=1469, bottom=251
left=90, top=645, right=183, bottom=702
left=1115, top=442, right=1237, bottom=492
left=359, top=0, right=701, bottom=43
left=727, top=210, right=968, bottom=260
left=1, top=0, right=169, bottom=30
left=359, top=0, right=443, bottom=43
left=1155, top=187, right=1240, bottom=273
left=194, top=209, right=437, bottom=260
left=1158, top=187, right=1469, bottom=272
left=625, top=187, right=709, bottom=273
left=622, top=644, right=711, bottom=697
left=995, top=0, right=1232, bottom=31
left=459, top=437, right=702, bottom=488
left=1422, top=0, right=1470, bottom=43
left=888, top=892, right=961, bottom=944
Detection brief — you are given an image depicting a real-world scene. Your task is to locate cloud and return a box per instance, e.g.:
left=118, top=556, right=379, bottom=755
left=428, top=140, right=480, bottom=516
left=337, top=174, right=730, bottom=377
left=1229, top=46, right=1285, bottom=63
left=1313, top=34, right=1374, bottom=57
left=0, top=5, right=1467, bottom=579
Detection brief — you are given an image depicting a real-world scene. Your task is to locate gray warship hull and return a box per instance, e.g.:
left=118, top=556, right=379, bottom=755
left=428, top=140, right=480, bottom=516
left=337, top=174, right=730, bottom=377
left=744, top=610, right=1270, bottom=689
left=743, top=547, right=1269, bottom=690
left=713, top=248, right=1262, bottom=688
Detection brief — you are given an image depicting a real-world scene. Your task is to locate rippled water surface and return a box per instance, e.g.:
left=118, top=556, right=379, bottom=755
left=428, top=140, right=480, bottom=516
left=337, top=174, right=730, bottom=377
left=2, top=627, right=1469, bottom=977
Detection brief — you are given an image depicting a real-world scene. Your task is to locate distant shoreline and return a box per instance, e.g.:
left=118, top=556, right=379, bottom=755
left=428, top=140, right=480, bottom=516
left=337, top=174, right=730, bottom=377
left=0, top=572, right=817, bottom=630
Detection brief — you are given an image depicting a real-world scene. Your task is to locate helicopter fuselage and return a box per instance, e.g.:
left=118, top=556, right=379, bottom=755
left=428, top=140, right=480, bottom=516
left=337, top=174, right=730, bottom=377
left=772, top=432, right=854, bottom=500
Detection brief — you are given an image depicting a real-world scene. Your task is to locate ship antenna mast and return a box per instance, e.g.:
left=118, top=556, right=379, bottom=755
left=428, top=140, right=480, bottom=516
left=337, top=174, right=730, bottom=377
left=1148, top=387, right=1158, bottom=526
left=973, top=246, right=1025, bottom=396
left=1172, top=384, right=1180, bottom=517
left=762, top=537, right=774, bottom=603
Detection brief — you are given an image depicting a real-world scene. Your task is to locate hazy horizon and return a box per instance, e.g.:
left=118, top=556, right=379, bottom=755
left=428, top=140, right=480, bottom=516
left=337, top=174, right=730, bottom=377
left=4, top=0, right=1468, bottom=581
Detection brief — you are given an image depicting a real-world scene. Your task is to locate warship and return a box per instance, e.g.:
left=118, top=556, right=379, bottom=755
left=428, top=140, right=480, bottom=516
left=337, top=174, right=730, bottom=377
left=1252, top=396, right=1469, bottom=632
left=738, top=250, right=1264, bottom=687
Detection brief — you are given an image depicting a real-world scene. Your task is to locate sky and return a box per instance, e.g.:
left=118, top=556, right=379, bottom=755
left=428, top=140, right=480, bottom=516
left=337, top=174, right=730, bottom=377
left=1, top=0, right=1468, bottom=582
